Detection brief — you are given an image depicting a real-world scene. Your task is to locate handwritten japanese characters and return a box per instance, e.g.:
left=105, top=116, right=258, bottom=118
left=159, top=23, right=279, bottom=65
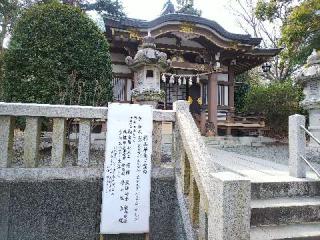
left=100, top=103, right=153, bottom=234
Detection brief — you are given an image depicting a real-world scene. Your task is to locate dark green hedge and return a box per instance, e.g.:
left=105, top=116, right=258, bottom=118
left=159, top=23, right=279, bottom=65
left=243, top=80, right=303, bottom=135
left=4, top=1, right=113, bottom=106
left=0, top=51, right=3, bottom=100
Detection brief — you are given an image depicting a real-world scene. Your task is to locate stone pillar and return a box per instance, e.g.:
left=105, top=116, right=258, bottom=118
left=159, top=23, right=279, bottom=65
left=152, top=121, right=162, bottom=166
left=24, top=117, right=41, bottom=167
left=208, top=172, right=250, bottom=240
left=289, top=114, right=306, bottom=178
left=208, top=73, right=218, bottom=134
left=78, top=119, right=91, bottom=167
left=0, top=116, right=15, bottom=168
left=51, top=118, right=66, bottom=167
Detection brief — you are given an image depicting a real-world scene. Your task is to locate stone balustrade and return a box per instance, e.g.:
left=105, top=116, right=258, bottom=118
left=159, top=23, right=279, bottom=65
left=0, top=102, right=175, bottom=170
left=0, top=101, right=251, bottom=239
left=288, top=114, right=320, bottom=178
left=173, top=101, right=250, bottom=240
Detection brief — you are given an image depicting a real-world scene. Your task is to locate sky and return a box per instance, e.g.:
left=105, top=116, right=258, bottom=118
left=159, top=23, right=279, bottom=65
left=122, top=0, right=244, bottom=34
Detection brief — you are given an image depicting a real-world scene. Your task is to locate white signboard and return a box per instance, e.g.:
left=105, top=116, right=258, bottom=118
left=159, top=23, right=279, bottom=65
left=100, top=103, right=153, bottom=234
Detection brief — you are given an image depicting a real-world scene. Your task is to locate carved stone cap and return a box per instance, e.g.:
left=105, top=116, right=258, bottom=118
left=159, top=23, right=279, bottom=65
left=141, top=35, right=156, bottom=49
left=307, top=49, right=320, bottom=65
left=296, top=49, right=320, bottom=85
left=125, top=35, right=171, bottom=71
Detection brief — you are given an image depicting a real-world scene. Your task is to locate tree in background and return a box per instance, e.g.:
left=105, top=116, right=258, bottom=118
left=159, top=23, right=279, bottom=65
left=4, top=1, right=113, bottom=106
left=281, top=0, right=320, bottom=65
left=0, top=0, right=20, bottom=52
left=243, top=80, right=303, bottom=135
left=0, top=51, right=3, bottom=99
left=0, top=0, right=125, bottom=50
left=228, top=0, right=296, bottom=82
left=234, top=71, right=261, bottom=113
left=252, top=0, right=320, bottom=72
left=0, top=0, right=21, bottom=99
left=82, top=0, right=125, bottom=19
left=229, top=0, right=312, bottom=136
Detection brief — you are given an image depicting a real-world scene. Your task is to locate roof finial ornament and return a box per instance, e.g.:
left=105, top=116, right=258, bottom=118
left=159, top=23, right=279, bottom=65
left=176, top=0, right=201, bottom=16
left=161, top=0, right=175, bottom=15
left=177, top=0, right=194, bottom=7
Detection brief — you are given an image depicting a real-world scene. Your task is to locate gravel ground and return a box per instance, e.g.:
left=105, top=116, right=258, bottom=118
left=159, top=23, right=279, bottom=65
left=214, top=144, right=290, bottom=165
left=11, top=132, right=173, bottom=167
left=214, top=143, right=320, bottom=168
left=11, top=130, right=320, bottom=171
left=12, top=132, right=105, bottom=167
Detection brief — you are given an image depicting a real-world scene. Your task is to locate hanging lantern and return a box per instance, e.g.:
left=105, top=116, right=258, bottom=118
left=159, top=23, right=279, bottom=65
left=196, top=75, right=200, bottom=84
left=178, top=77, right=182, bottom=86
left=189, top=76, right=193, bottom=86
left=183, top=77, right=187, bottom=85
left=169, top=75, right=175, bottom=84
left=162, top=74, right=166, bottom=83
left=215, top=61, right=221, bottom=69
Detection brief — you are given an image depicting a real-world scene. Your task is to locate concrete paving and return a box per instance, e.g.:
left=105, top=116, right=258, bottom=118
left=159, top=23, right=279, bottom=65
left=206, top=146, right=319, bottom=183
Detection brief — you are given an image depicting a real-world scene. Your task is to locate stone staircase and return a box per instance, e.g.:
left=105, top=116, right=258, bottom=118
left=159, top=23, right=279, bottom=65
left=250, top=180, right=320, bottom=239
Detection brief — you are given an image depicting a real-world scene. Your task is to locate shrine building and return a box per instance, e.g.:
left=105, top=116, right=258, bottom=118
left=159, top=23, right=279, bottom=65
left=104, top=0, right=281, bottom=135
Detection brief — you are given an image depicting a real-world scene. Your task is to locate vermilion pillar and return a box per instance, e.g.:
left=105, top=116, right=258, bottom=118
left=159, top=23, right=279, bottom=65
left=208, top=73, right=218, bottom=134
left=229, top=68, right=235, bottom=110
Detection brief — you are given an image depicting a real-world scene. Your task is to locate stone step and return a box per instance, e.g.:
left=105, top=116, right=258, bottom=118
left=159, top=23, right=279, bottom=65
left=204, top=139, right=220, bottom=145
left=251, top=181, right=320, bottom=200
left=250, top=222, right=320, bottom=240
left=251, top=197, right=320, bottom=226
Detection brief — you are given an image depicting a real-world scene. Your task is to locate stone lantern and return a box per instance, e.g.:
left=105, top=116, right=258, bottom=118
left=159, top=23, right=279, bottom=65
left=125, top=35, right=171, bottom=108
left=296, top=49, right=320, bottom=146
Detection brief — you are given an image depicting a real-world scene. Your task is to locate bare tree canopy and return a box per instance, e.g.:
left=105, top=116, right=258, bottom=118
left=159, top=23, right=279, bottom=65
left=228, top=0, right=296, bottom=81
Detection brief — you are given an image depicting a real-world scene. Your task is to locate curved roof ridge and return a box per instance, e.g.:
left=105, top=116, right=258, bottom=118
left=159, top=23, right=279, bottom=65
left=104, top=14, right=262, bottom=46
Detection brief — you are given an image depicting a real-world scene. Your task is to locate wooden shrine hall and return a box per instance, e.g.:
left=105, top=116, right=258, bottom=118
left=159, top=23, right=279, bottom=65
left=104, top=0, right=281, bottom=135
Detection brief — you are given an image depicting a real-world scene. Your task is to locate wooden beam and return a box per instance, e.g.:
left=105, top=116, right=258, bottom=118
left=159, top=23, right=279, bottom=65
left=156, top=43, right=206, bottom=55
left=171, top=62, right=212, bottom=72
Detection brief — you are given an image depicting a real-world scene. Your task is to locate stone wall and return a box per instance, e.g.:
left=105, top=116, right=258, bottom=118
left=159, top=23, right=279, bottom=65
left=0, top=176, right=184, bottom=240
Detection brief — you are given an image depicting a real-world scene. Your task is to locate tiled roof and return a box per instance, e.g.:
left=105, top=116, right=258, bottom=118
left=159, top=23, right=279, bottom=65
left=104, top=14, right=262, bottom=46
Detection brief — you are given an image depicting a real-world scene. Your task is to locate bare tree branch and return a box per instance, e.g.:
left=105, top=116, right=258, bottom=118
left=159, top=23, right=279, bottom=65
left=227, top=0, right=294, bottom=82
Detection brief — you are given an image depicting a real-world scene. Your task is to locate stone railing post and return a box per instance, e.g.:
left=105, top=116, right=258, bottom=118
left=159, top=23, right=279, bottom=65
left=78, top=119, right=91, bottom=167
left=208, top=172, right=250, bottom=240
left=0, top=116, right=15, bottom=168
left=289, top=114, right=306, bottom=178
left=51, top=118, right=66, bottom=167
left=198, top=196, right=208, bottom=240
left=189, top=171, right=200, bottom=227
left=152, top=121, right=162, bottom=166
left=24, top=117, right=41, bottom=167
